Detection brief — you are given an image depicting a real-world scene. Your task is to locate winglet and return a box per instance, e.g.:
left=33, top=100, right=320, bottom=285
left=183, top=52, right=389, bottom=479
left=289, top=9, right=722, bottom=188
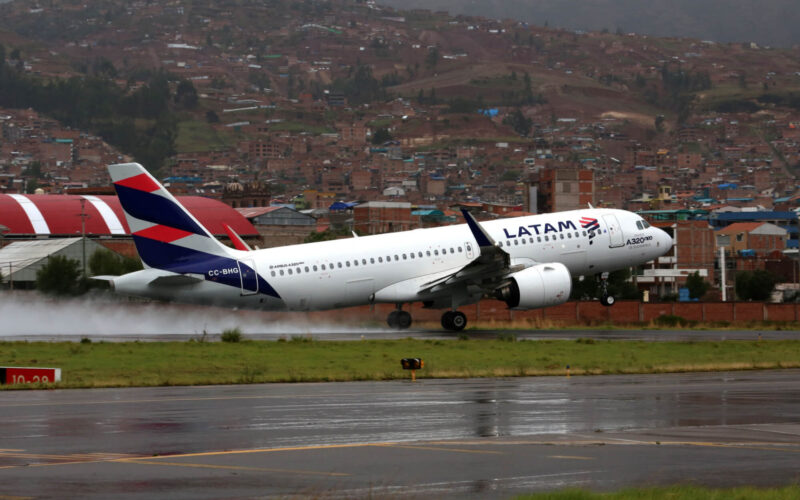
left=224, top=224, right=252, bottom=251
left=461, top=209, right=495, bottom=247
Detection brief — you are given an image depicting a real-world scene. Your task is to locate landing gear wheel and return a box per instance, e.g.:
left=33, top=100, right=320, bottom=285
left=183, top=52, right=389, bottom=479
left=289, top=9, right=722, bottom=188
left=451, top=311, right=467, bottom=331
left=387, top=310, right=399, bottom=329
left=396, top=311, right=412, bottom=329
left=441, top=311, right=454, bottom=330
left=600, top=294, right=615, bottom=307
left=441, top=311, right=467, bottom=332
left=387, top=310, right=412, bottom=329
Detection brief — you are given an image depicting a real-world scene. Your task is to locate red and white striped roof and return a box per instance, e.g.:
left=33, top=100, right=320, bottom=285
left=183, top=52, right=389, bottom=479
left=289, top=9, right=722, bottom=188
left=0, top=194, right=258, bottom=237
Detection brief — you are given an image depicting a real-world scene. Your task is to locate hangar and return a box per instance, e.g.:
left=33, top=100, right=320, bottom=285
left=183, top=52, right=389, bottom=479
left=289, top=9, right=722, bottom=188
left=0, top=238, right=111, bottom=288
left=0, top=193, right=259, bottom=239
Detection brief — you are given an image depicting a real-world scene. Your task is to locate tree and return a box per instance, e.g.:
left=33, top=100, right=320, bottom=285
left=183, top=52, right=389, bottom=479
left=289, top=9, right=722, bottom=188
left=371, top=127, right=392, bottom=145
left=36, top=255, right=84, bottom=295
left=735, top=270, right=776, bottom=301
left=685, top=271, right=709, bottom=300
left=425, top=46, right=439, bottom=69
left=503, top=108, right=532, bottom=136
left=89, top=249, right=142, bottom=277
left=174, top=80, right=198, bottom=109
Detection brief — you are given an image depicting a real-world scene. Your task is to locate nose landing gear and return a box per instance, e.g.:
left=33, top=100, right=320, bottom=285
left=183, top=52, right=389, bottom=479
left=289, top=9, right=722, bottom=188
left=599, top=271, right=615, bottom=306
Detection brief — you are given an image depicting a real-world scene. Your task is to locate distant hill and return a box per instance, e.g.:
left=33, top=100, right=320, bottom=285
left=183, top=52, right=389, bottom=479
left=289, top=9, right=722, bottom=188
left=375, top=0, right=800, bottom=47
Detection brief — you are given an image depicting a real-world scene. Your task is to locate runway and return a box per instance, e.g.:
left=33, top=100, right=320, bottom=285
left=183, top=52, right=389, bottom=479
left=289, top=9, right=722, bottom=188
left=2, top=371, right=800, bottom=498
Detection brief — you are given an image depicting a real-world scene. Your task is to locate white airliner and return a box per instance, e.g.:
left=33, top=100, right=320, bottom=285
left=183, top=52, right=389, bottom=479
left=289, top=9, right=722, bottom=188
left=99, top=163, right=673, bottom=331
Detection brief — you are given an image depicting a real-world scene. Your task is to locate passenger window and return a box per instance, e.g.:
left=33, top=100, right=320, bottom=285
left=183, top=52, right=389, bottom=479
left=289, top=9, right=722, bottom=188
left=418, top=252, right=423, bottom=257
left=346, top=261, right=351, bottom=267
left=560, top=234, right=564, bottom=240
left=296, top=268, right=300, bottom=274
left=545, top=235, right=549, bottom=241
left=321, top=264, right=326, bottom=270
left=426, top=251, right=431, bottom=256
left=402, top=253, right=407, bottom=260
left=458, top=246, right=462, bottom=252
left=313, top=265, right=318, bottom=271
left=450, top=248, right=454, bottom=253
left=582, top=230, right=587, bottom=236
left=280, top=270, right=285, bottom=276
left=378, top=257, right=383, bottom=263
left=394, top=255, right=399, bottom=261
left=271, top=271, right=276, bottom=277
left=370, top=258, right=375, bottom=264
left=362, top=259, right=367, bottom=265
left=568, top=233, right=572, bottom=238
left=410, top=253, right=415, bottom=259
left=537, top=236, right=542, bottom=243
left=498, top=242, right=503, bottom=247
left=514, top=239, right=519, bottom=245
left=338, top=262, right=342, bottom=268
left=434, top=250, right=439, bottom=255
left=305, top=266, right=309, bottom=272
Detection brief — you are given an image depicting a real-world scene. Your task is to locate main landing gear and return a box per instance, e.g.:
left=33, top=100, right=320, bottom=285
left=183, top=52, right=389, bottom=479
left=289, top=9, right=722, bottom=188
left=441, top=310, right=467, bottom=332
left=599, top=271, right=615, bottom=307
left=385, top=305, right=468, bottom=332
left=387, top=305, right=412, bottom=330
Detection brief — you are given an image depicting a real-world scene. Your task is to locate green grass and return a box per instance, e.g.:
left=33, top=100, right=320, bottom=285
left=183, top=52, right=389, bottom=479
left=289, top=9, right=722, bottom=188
left=2, top=339, right=800, bottom=389
left=516, top=485, right=800, bottom=500
left=267, top=121, right=334, bottom=134
left=175, top=120, right=236, bottom=153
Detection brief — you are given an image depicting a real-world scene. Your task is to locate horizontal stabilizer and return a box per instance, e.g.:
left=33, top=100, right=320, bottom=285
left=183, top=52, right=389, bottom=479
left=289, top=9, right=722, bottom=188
left=148, top=273, right=205, bottom=287
left=90, top=275, right=118, bottom=281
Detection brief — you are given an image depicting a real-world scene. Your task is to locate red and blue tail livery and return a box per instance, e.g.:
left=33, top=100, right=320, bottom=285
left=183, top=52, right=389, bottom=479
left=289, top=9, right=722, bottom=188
left=108, top=163, right=279, bottom=299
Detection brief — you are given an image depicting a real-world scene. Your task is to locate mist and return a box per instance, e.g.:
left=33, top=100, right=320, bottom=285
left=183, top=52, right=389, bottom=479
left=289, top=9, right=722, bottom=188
left=0, top=292, right=381, bottom=340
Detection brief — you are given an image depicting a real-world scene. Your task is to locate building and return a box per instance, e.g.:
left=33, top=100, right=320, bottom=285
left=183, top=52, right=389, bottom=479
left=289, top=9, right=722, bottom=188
left=236, top=206, right=317, bottom=248
left=0, top=238, right=116, bottom=288
left=716, top=222, right=788, bottom=256
left=530, top=168, right=595, bottom=213
left=353, top=201, right=413, bottom=235
left=0, top=193, right=260, bottom=254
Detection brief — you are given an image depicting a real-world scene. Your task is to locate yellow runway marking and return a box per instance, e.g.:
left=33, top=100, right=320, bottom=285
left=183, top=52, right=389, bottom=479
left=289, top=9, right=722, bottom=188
left=549, top=455, right=595, bottom=460
left=118, top=459, right=349, bottom=477
left=143, top=442, right=375, bottom=460
left=375, top=443, right=503, bottom=455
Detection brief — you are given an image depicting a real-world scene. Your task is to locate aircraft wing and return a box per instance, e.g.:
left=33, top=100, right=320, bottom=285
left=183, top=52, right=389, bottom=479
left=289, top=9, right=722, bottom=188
left=417, top=210, right=526, bottom=297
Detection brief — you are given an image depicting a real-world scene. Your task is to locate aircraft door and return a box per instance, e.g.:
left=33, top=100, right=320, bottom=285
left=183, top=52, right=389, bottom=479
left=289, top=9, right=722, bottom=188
left=237, top=259, right=259, bottom=295
left=602, top=214, right=624, bottom=248
left=465, top=242, right=475, bottom=259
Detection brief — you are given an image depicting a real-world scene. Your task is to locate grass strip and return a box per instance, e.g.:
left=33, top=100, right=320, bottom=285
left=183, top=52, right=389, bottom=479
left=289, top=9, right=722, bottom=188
left=2, top=338, right=800, bottom=389
left=515, top=485, right=800, bottom=500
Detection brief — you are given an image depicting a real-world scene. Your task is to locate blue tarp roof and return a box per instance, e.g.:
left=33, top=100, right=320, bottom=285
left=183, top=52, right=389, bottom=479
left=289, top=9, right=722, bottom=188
left=329, top=201, right=358, bottom=211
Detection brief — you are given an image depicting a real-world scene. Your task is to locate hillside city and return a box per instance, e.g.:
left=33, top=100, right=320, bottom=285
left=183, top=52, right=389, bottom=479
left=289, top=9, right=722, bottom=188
left=2, top=0, right=800, bottom=300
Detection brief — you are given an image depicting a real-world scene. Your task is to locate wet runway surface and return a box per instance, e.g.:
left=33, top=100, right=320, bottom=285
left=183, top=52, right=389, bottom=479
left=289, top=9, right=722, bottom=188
left=2, top=370, right=800, bottom=499
left=4, top=328, right=798, bottom=343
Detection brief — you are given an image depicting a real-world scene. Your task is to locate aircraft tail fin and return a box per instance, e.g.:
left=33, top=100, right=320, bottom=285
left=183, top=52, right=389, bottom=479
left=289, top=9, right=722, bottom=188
left=108, top=162, right=235, bottom=272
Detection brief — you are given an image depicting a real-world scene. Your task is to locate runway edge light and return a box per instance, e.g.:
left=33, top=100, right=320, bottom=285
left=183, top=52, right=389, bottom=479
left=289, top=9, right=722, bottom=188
left=401, top=358, right=424, bottom=382
left=0, top=367, right=62, bottom=385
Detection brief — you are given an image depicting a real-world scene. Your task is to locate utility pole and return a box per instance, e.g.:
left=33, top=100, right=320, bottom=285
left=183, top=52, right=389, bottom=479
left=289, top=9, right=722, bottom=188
left=79, top=198, right=87, bottom=279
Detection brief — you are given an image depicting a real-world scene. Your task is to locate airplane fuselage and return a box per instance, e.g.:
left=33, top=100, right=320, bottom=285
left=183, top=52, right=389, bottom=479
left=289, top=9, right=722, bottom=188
left=112, top=207, right=671, bottom=312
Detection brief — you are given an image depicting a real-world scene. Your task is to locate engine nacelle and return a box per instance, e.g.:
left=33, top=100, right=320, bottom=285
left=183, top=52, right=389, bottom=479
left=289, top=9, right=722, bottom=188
left=495, top=263, right=572, bottom=310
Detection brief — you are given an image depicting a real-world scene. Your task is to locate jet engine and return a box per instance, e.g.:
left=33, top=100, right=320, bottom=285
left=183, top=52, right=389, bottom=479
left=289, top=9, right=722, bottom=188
left=495, top=263, right=572, bottom=310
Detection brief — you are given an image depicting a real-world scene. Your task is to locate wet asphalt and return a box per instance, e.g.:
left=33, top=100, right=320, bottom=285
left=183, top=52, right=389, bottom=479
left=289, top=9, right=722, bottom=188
left=1, top=370, right=800, bottom=498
